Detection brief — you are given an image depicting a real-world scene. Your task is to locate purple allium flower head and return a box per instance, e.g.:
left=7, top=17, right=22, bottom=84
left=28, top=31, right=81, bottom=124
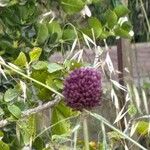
left=63, top=67, right=102, bottom=111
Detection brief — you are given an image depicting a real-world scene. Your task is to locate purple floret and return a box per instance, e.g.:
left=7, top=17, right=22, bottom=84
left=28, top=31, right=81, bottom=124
left=63, top=68, right=102, bottom=111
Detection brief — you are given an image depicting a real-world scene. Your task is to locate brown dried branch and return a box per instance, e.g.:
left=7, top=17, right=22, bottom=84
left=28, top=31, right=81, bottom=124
left=0, top=97, right=61, bottom=128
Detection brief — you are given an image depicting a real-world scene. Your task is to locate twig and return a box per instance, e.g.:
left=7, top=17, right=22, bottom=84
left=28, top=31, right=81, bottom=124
left=0, top=97, right=61, bottom=128
left=22, top=97, right=61, bottom=117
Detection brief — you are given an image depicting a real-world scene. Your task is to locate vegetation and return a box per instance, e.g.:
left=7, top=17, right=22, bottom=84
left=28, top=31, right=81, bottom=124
left=0, top=0, right=150, bottom=150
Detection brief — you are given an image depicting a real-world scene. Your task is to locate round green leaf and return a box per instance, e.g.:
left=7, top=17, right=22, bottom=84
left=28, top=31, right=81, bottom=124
left=47, top=21, right=62, bottom=41
left=61, top=0, right=85, bottom=15
left=62, top=29, right=76, bottom=41
left=36, top=23, right=49, bottom=44
left=4, top=88, right=18, bottom=102
left=47, top=63, right=63, bottom=73
left=8, top=105, right=21, bottom=119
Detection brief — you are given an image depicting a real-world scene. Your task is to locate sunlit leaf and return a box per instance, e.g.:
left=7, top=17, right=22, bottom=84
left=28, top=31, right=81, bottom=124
left=136, top=121, right=149, bottom=136
left=14, top=52, right=27, bottom=67
left=29, top=47, right=42, bottom=63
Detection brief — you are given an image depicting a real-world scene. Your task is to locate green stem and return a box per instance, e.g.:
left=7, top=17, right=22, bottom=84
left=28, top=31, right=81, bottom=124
left=83, top=115, right=89, bottom=150
left=0, top=60, right=63, bottom=97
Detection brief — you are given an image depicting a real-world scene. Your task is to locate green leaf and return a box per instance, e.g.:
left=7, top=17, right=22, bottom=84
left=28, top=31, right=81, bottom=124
left=136, top=121, right=149, bottom=135
left=51, top=108, right=70, bottom=135
left=14, top=52, right=27, bottom=67
left=54, top=79, right=64, bottom=90
left=8, top=105, right=21, bottom=119
left=0, top=141, right=10, bottom=150
left=0, top=107, right=4, bottom=116
left=64, top=60, right=83, bottom=70
left=88, top=17, right=102, bottom=38
left=47, top=63, right=63, bottom=73
left=121, top=21, right=133, bottom=32
left=46, top=76, right=56, bottom=90
left=105, top=9, right=118, bottom=29
left=56, top=101, right=77, bottom=118
left=114, top=26, right=131, bottom=38
left=47, top=21, right=62, bottom=40
left=36, top=23, right=49, bottom=44
left=4, top=88, right=18, bottom=102
left=31, top=70, right=48, bottom=88
left=114, top=5, right=130, bottom=18
left=38, top=88, right=52, bottom=101
left=62, top=29, right=76, bottom=41
left=33, top=137, right=44, bottom=150
left=18, top=115, right=36, bottom=145
left=29, top=47, right=42, bottom=62
left=51, top=101, right=77, bottom=135
left=0, top=131, right=4, bottom=140
left=61, top=0, right=85, bottom=14
left=32, top=61, right=48, bottom=70
left=100, top=30, right=112, bottom=39
left=81, top=27, right=93, bottom=37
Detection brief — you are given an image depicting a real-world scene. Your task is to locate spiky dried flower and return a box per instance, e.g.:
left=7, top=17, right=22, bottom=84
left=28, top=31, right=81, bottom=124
left=63, top=68, right=102, bottom=111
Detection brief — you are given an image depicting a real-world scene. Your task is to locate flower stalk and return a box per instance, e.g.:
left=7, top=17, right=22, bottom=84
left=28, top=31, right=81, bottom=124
left=83, top=112, right=89, bottom=150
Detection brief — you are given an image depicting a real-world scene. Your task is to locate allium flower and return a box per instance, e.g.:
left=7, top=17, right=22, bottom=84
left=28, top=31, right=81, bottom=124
left=63, top=68, right=102, bottom=111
